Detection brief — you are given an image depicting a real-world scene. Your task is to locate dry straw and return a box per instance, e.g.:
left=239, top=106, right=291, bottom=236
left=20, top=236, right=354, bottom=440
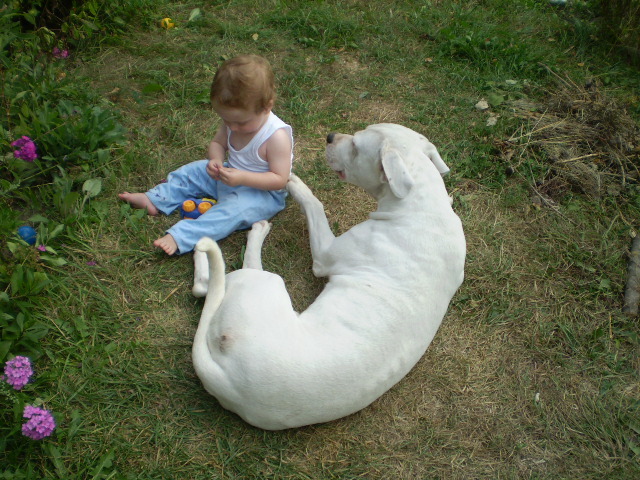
left=500, top=65, right=640, bottom=201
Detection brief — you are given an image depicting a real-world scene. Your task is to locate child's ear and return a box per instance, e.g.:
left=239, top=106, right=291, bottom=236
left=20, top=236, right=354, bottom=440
left=265, top=99, right=275, bottom=112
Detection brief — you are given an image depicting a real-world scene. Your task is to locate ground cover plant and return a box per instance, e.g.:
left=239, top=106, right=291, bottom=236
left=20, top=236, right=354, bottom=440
left=1, top=0, right=639, bottom=478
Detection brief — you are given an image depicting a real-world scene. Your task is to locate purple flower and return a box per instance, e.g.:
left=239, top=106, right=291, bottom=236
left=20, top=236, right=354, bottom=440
left=37, top=245, right=46, bottom=252
left=22, top=405, right=56, bottom=440
left=2, top=356, right=33, bottom=390
left=52, top=47, right=69, bottom=59
left=86, top=261, right=97, bottom=266
left=11, top=136, right=38, bottom=162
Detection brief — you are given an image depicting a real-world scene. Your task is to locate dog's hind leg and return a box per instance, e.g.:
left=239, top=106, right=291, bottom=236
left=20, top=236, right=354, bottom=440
left=192, top=249, right=209, bottom=298
left=242, top=220, right=272, bottom=270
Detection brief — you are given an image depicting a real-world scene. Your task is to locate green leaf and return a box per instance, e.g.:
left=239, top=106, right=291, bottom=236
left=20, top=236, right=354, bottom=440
left=6, top=241, right=19, bottom=254
left=30, top=272, right=51, bottom=295
left=96, top=148, right=110, bottom=163
left=23, top=10, right=37, bottom=26
left=24, top=324, right=49, bottom=342
left=28, top=214, right=49, bottom=223
left=40, top=255, right=67, bottom=267
left=80, top=18, right=99, bottom=31
left=13, top=91, right=28, bottom=102
left=90, top=450, right=115, bottom=477
left=44, top=444, right=69, bottom=478
left=10, top=267, right=25, bottom=295
left=188, top=8, right=203, bottom=22
left=0, top=341, right=11, bottom=362
left=73, top=316, right=89, bottom=338
left=58, top=191, right=81, bottom=216
left=90, top=200, right=109, bottom=220
left=82, top=178, right=102, bottom=198
left=142, top=83, right=163, bottom=94
left=49, top=223, right=65, bottom=239
left=487, top=92, right=504, bottom=107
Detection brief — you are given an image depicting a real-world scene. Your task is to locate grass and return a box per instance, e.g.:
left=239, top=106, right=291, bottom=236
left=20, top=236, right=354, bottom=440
left=5, top=0, right=640, bottom=478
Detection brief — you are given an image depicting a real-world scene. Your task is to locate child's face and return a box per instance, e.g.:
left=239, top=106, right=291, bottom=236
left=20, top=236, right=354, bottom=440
left=214, top=105, right=270, bottom=135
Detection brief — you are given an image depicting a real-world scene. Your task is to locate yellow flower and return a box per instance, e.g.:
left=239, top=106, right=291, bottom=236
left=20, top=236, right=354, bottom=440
left=160, top=18, right=175, bottom=29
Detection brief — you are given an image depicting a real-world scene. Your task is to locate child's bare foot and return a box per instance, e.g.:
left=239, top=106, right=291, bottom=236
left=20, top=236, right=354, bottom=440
left=154, top=234, right=178, bottom=255
left=118, top=192, right=159, bottom=216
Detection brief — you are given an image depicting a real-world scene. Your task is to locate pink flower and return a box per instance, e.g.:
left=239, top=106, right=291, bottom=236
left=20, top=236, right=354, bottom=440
left=11, top=136, right=38, bottom=162
left=22, top=405, right=56, bottom=440
left=2, top=356, right=33, bottom=390
left=37, top=245, right=46, bottom=252
left=52, top=47, right=69, bottom=59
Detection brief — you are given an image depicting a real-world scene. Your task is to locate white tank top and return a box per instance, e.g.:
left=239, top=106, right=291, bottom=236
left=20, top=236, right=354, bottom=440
left=227, top=112, right=293, bottom=173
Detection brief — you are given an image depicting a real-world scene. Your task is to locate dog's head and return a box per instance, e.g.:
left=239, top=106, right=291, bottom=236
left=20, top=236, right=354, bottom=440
left=325, top=123, right=449, bottom=199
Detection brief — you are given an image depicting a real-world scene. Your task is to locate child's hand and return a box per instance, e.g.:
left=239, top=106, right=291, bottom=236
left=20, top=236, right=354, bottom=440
left=206, top=159, right=222, bottom=180
left=216, top=166, right=245, bottom=187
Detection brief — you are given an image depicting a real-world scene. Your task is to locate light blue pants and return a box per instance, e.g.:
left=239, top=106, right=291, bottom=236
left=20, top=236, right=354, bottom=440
left=145, top=160, right=287, bottom=254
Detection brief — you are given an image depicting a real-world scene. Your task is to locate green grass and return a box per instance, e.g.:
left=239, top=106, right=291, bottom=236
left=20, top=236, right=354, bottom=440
left=4, top=0, right=640, bottom=478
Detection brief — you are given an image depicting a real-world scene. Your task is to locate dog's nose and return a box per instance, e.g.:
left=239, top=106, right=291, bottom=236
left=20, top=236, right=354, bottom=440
left=326, top=133, right=336, bottom=144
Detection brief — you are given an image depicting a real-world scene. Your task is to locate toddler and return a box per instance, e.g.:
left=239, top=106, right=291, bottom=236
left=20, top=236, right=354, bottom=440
left=119, top=55, right=293, bottom=255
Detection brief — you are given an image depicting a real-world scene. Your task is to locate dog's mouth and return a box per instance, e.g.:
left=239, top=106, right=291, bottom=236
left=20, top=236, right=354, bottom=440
left=325, top=150, right=345, bottom=179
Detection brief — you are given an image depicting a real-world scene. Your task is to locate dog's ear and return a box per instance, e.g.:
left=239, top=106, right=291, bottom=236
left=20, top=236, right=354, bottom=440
left=380, top=140, right=414, bottom=198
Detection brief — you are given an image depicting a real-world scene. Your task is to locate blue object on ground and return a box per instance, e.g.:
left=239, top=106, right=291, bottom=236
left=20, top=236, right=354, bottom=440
left=18, top=225, right=37, bottom=245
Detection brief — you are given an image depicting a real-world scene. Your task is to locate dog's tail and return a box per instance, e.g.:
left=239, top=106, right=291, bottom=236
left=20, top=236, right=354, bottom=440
left=192, top=237, right=226, bottom=385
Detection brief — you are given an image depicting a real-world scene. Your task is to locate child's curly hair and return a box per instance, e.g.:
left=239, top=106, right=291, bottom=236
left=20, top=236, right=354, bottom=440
left=210, top=55, right=276, bottom=113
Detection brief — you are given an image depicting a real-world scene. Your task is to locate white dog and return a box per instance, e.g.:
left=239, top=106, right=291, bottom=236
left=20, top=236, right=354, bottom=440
left=191, top=123, right=466, bottom=430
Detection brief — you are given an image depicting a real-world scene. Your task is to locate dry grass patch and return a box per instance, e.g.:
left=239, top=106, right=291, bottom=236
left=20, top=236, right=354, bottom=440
left=500, top=73, right=640, bottom=201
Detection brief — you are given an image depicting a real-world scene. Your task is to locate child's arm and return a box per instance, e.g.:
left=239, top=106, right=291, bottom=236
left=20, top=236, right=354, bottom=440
left=216, top=128, right=292, bottom=190
left=206, top=125, right=227, bottom=179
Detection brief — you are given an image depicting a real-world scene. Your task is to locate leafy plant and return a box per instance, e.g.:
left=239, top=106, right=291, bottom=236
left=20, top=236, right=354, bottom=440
left=0, top=266, right=50, bottom=363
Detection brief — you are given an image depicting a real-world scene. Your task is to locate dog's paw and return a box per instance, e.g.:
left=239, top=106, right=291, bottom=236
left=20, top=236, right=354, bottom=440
left=287, top=174, right=312, bottom=200
left=192, top=248, right=210, bottom=297
left=195, top=237, right=216, bottom=252
left=192, top=281, right=208, bottom=298
left=286, top=174, right=302, bottom=192
left=251, top=220, right=272, bottom=234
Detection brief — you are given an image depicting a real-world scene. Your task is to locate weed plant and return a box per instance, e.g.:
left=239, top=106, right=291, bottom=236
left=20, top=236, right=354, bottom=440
left=0, top=0, right=167, bottom=473
left=1, top=0, right=639, bottom=478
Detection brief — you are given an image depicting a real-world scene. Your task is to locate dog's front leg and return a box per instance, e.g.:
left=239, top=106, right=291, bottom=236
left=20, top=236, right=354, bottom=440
left=287, top=174, right=335, bottom=276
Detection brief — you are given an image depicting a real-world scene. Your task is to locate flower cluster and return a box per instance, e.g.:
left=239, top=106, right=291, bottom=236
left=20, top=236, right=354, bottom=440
left=52, top=47, right=69, bottom=59
left=2, top=356, right=33, bottom=390
left=11, top=136, right=38, bottom=162
left=22, top=406, right=56, bottom=440
left=3, top=357, right=57, bottom=440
